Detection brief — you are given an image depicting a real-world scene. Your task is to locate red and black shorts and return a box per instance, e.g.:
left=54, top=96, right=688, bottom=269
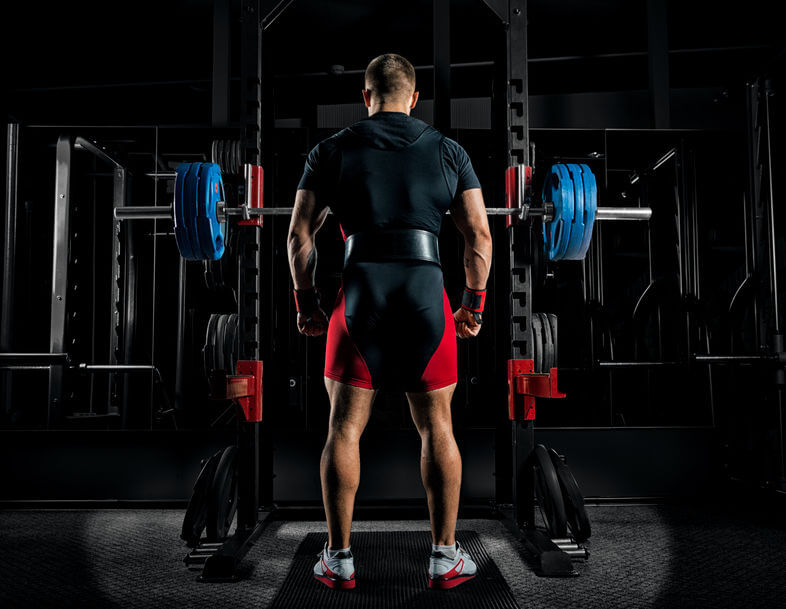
left=324, top=261, right=457, bottom=392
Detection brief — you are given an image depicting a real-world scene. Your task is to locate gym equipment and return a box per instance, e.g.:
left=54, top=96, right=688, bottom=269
left=115, top=163, right=650, bottom=262
left=548, top=448, right=591, bottom=543
left=173, top=162, right=225, bottom=261
left=531, top=444, right=568, bottom=538
left=542, top=164, right=574, bottom=261
left=181, top=449, right=223, bottom=548
left=205, top=445, right=239, bottom=541
left=545, top=314, right=558, bottom=369
left=181, top=445, right=240, bottom=551
left=531, top=313, right=558, bottom=374
left=531, top=314, right=545, bottom=374
left=212, top=139, right=243, bottom=176
left=204, top=226, right=238, bottom=293
left=541, top=163, right=600, bottom=262
left=203, top=314, right=240, bottom=379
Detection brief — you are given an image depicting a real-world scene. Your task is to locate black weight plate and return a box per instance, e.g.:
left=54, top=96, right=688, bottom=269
left=531, top=314, right=545, bottom=373
left=548, top=448, right=591, bottom=542
left=219, top=139, right=227, bottom=173
left=532, top=444, right=568, bottom=539
left=211, top=139, right=218, bottom=164
left=203, top=314, right=219, bottom=378
left=541, top=313, right=554, bottom=372
left=206, top=445, right=239, bottom=541
left=214, top=314, right=229, bottom=372
left=229, top=314, right=239, bottom=372
left=231, top=139, right=239, bottom=174
left=547, top=313, right=559, bottom=368
left=222, top=314, right=238, bottom=375
left=181, top=449, right=223, bottom=547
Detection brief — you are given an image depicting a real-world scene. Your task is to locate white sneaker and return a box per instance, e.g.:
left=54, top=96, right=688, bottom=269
left=313, top=541, right=356, bottom=590
left=428, top=540, right=477, bottom=589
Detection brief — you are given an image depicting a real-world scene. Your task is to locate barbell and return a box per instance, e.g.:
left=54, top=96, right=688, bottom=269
left=115, top=162, right=651, bottom=261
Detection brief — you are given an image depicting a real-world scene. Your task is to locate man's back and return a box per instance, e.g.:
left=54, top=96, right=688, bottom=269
left=298, top=112, right=479, bottom=238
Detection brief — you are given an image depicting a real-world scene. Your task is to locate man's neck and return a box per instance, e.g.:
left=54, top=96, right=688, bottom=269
left=368, top=105, right=410, bottom=117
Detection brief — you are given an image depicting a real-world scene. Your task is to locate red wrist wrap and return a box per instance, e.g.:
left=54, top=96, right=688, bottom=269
left=460, top=286, right=486, bottom=313
left=293, top=287, right=320, bottom=316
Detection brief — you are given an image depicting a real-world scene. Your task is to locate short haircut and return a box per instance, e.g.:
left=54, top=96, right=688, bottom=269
left=364, top=54, right=416, bottom=103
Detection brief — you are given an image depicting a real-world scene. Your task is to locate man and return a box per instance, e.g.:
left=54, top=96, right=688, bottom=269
left=287, top=53, right=492, bottom=590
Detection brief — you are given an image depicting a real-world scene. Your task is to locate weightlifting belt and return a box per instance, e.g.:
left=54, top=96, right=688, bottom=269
left=344, top=229, right=441, bottom=267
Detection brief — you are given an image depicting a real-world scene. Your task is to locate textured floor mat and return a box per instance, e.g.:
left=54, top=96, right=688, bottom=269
left=269, top=530, right=520, bottom=609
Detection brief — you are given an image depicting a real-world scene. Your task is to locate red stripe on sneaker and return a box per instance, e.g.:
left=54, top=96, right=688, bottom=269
left=438, top=558, right=464, bottom=580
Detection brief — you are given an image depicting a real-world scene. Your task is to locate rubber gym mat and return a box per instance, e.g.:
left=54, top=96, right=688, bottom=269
left=269, top=529, right=521, bottom=609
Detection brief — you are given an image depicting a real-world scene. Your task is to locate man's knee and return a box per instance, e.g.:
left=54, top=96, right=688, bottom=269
left=408, top=397, right=454, bottom=438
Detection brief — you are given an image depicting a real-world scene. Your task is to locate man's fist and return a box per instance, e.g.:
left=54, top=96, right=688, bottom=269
left=297, top=308, right=330, bottom=336
left=453, top=307, right=482, bottom=339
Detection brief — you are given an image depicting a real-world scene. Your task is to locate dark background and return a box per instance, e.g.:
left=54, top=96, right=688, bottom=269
left=1, top=0, right=784, bottom=504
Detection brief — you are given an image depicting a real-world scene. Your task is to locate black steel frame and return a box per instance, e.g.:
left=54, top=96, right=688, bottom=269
left=744, top=78, right=785, bottom=489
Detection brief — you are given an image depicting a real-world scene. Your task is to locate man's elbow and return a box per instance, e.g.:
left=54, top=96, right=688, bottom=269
left=465, top=229, right=492, bottom=250
left=287, top=229, right=312, bottom=255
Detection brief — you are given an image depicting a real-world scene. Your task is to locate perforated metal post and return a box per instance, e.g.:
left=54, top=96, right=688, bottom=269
left=498, top=0, right=536, bottom=531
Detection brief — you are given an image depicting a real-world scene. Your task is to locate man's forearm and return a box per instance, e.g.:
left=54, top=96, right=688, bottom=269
left=288, top=233, right=318, bottom=289
left=462, top=235, right=492, bottom=290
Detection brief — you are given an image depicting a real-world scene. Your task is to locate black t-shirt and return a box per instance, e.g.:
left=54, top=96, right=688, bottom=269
left=297, top=112, right=481, bottom=237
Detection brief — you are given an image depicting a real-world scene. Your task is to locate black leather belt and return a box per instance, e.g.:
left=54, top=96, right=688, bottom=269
left=344, top=229, right=441, bottom=267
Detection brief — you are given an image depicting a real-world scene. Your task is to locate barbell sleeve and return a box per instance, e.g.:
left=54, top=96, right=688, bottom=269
left=115, top=206, right=174, bottom=221
left=595, top=207, right=652, bottom=221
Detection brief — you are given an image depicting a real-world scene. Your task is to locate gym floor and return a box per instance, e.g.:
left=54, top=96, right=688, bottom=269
left=2, top=503, right=784, bottom=609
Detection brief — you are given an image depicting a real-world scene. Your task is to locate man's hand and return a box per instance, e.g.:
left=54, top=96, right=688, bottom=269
left=453, top=307, right=482, bottom=339
left=297, top=308, right=330, bottom=336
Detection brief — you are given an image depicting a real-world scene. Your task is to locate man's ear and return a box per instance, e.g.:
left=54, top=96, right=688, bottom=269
left=410, top=91, right=419, bottom=109
left=362, top=89, right=372, bottom=108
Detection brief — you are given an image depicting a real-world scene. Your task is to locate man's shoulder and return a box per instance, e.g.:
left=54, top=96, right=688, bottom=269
left=314, top=130, right=346, bottom=151
left=440, top=136, right=471, bottom=163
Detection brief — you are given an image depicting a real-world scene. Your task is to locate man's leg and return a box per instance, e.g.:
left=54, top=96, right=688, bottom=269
left=406, top=383, right=460, bottom=546
left=321, top=377, right=376, bottom=550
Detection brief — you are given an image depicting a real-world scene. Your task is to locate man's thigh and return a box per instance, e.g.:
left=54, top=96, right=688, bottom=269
left=323, top=377, right=377, bottom=436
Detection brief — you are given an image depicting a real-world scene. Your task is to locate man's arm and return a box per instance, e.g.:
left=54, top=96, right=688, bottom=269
left=449, top=188, right=492, bottom=338
left=450, top=188, right=492, bottom=289
left=287, top=189, right=329, bottom=289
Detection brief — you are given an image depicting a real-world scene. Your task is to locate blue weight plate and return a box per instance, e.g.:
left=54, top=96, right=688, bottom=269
left=173, top=163, right=197, bottom=260
left=577, top=164, right=598, bottom=259
left=543, top=164, right=574, bottom=261
left=563, top=164, right=586, bottom=259
left=183, top=163, right=205, bottom=260
left=542, top=168, right=557, bottom=260
left=196, top=163, right=226, bottom=260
